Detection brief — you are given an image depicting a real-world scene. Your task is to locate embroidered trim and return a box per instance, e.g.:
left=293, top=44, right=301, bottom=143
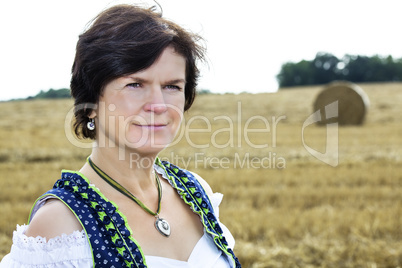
left=30, top=158, right=240, bottom=268
left=154, top=159, right=241, bottom=267
left=53, top=171, right=145, bottom=267
left=12, top=224, right=87, bottom=252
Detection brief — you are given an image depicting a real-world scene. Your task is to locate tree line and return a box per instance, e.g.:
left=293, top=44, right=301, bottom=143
left=27, top=88, right=71, bottom=100
left=276, top=52, right=402, bottom=88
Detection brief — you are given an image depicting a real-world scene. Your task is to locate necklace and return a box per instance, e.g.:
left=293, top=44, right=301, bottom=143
left=87, top=157, right=171, bottom=237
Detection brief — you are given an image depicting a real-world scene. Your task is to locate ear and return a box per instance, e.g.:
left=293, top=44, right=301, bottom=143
left=89, top=109, right=97, bottom=119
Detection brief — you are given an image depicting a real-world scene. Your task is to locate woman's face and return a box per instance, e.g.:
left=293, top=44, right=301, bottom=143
left=94, top=46, right=186, bottom=155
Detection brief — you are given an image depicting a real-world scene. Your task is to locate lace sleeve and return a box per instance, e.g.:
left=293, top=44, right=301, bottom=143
left=0, top=225, right=93, bottom=268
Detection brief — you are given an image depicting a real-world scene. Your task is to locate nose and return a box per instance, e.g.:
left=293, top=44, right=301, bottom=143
left=144, top=87, right=168, bottom=114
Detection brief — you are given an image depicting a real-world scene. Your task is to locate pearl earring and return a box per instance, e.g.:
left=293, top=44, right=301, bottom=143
left=87, top=118, right=95, bottom=130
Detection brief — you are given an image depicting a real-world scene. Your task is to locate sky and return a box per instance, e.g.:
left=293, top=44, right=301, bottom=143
left=0, top=0, right=401, bottom=101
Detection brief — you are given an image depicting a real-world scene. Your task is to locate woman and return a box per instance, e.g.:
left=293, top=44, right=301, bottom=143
left=0, top=4, right=241, bottom=268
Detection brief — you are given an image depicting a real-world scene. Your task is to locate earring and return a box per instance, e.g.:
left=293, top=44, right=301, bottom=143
left=87, top=118, right=95, bottom=130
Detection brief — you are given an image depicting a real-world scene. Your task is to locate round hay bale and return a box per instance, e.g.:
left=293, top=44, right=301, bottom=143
left=313, top=81, right=370, bottom=125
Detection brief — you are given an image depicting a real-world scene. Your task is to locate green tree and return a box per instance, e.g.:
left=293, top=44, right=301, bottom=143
left=28, top=88, right=71, bottom=99
left=276, top=60, right=315, bottom=87
left=312, top=52, right=340, bottom=84
left=277, top=53, right=402, bottom=88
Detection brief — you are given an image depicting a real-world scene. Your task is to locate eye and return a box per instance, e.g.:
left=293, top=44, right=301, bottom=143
left=127, top=83, right=141, bottom=88
left=164, top=85, right=182, bottom=91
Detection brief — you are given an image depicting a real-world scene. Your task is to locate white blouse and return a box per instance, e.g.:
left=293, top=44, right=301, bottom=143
left=0, top=192, right=235, bottom=268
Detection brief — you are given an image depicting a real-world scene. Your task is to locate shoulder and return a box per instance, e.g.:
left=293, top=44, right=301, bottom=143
left=189, top=171, right=213, bottom=197
left=25, top=199, right=83, bottom=239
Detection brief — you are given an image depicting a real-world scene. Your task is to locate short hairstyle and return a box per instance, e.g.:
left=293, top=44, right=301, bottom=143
left=70, top=4, right=205, bottom=139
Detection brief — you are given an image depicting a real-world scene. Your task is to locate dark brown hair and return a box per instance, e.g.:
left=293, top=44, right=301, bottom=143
left=70, top=4, right=205, bottom=139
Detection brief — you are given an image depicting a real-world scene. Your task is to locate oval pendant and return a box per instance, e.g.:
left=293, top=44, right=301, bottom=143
left=155, top=217, right=171, bottom=237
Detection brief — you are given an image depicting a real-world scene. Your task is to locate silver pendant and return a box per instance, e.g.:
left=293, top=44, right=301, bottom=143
left=155, top=217, right=171, bottom=237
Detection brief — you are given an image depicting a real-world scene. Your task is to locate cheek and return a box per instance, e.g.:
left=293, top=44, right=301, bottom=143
left=165, top=94, right=185, bottom=115
left=171, top=101, right=185, bottom=122
left=176, top=94, right=186, bottom=111
left=95, top=101, right=132, bottom=133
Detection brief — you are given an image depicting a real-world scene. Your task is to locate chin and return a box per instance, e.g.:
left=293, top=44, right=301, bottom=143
left=124, top=138, right=172, bottom=151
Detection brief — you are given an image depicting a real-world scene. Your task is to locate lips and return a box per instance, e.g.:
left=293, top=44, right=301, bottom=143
left=133, top=123, right=168, bottom=128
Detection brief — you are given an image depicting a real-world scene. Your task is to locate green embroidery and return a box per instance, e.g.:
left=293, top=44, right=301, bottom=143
left=125, top=260, right=134, bottom=267
left=105, top=222, right=115, bottom=231
left=117, top=247, right=125, bottom=255
left=98, top=211, right=107, bottom=221
left=111, top=233, right=120, bottom=243
left=90, top=201, right=98, bottom=209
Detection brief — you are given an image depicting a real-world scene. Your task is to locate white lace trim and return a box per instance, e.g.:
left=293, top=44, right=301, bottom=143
left=13, top=224, right=87, bottom=252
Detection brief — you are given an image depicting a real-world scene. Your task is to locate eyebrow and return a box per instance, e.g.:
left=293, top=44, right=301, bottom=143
left=125, top=76, right=186, bottom=84
left=165, top=79, right=186, bottom=84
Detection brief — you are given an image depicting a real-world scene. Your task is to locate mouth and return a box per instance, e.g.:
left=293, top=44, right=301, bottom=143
left=133, top=123, right=168, bottom=129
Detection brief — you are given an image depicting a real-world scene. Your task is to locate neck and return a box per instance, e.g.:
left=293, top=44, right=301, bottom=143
left=86, top=146, right=159, bottom=193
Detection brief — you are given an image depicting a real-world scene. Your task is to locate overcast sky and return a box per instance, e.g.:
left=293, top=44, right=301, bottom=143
left=0, top=0, right=401, bottom=101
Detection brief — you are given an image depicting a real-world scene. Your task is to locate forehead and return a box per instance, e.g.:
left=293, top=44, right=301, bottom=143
left=133, top=46, right=186, bottom=78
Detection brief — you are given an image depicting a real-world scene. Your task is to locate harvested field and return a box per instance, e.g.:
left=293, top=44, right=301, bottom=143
left=0, top=82, right=401, bottom=267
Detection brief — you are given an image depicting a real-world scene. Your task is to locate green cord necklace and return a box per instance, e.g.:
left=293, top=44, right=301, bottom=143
left=87, top=157, right=171, bottom=237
